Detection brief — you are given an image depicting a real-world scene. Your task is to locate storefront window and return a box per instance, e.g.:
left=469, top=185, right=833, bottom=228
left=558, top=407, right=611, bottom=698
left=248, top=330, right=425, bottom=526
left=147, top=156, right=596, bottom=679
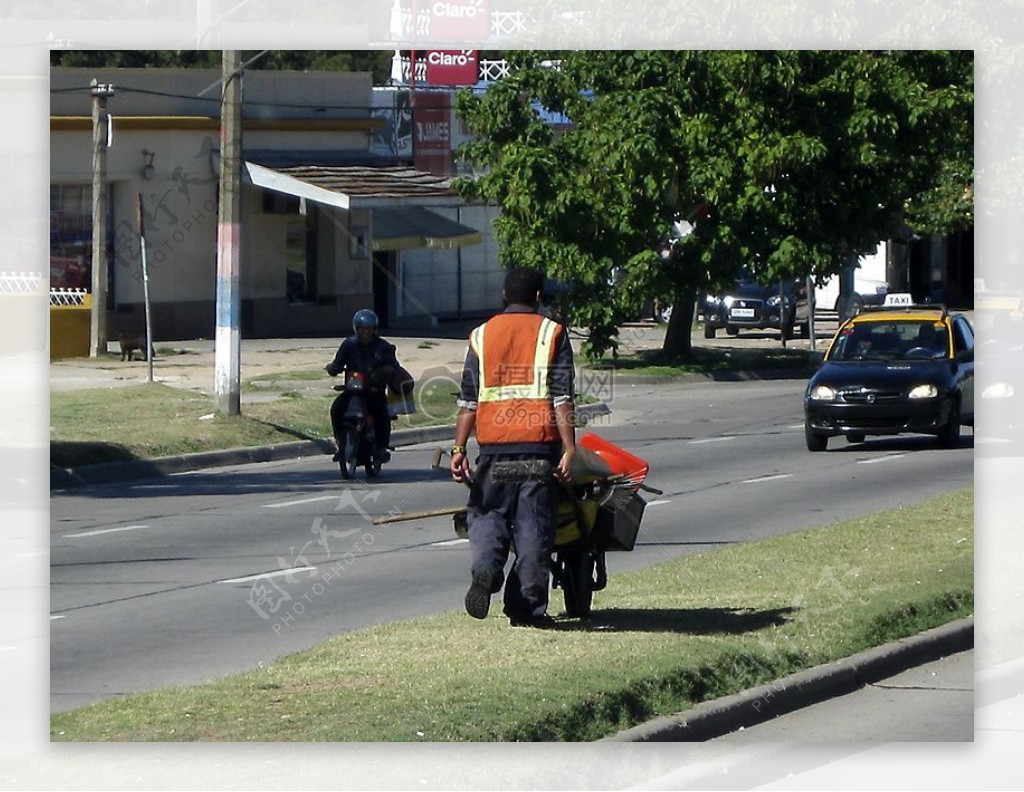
left=50, top=183, right=114, bottom=299
left=49, top=184, right=92, bottom=289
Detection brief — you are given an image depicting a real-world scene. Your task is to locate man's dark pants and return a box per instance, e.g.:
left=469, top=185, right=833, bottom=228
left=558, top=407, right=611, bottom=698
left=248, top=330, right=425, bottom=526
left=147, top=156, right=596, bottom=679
left=330, top=390, right=391, bottom=449
left=467, top=453, right=558, bottom=621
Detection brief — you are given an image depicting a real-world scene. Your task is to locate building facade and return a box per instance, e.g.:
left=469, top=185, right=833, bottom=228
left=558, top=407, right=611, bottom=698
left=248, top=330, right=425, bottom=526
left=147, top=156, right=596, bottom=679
left=50, top=66, right=502, bottom=343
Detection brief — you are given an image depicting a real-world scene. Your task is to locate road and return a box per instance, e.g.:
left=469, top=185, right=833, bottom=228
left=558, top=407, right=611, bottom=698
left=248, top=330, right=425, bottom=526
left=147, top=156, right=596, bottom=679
left=49, top=377, right=975, bottom=714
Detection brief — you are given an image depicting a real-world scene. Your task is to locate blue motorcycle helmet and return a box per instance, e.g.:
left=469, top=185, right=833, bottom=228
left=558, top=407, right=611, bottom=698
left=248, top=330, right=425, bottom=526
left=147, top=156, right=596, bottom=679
left=352, top=309, right=379, bottom=332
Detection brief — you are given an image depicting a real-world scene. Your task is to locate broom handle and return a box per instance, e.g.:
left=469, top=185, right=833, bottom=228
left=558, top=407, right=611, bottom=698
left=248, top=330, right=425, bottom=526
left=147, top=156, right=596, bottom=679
left=371, top=506, right=467, bottom=525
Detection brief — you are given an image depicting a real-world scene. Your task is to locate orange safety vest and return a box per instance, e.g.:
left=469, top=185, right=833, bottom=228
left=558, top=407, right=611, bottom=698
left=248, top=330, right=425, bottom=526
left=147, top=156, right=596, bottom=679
left=470, top=312, right=563, bottom=445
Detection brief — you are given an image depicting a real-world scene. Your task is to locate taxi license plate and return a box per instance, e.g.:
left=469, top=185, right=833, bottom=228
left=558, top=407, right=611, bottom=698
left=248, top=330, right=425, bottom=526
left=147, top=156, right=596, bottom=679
left=730, top=308, right=755, bottom=318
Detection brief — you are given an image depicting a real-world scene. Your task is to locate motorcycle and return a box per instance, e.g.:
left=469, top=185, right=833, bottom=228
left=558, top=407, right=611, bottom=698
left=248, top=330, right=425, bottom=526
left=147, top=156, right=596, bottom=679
left=331, top=371, right=389, bottom=480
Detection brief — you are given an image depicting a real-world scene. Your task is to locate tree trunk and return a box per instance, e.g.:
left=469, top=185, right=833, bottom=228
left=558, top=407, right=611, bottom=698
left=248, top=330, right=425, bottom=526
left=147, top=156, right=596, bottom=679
left=661, top=286, right=697, bottom=358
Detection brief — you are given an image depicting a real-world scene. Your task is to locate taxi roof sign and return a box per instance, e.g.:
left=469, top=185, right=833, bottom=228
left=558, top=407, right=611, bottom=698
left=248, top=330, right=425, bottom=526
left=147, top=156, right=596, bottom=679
left=883, top=292, right=914, bottom=306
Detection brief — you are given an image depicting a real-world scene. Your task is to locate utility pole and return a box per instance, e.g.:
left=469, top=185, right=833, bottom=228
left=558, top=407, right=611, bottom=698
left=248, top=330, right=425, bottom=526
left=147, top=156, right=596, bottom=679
left=215, top=50, right=242, bottom=415
left=90, top=79, right=114, bottom=358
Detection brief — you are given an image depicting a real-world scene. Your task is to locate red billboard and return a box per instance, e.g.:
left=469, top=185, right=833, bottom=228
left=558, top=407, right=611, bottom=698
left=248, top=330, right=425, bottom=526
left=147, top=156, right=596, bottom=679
left=412, top=91, right=453, bottom=176
left=424, top=50, right=479, bottom=86
left=429, top=0, right=490, bottom=40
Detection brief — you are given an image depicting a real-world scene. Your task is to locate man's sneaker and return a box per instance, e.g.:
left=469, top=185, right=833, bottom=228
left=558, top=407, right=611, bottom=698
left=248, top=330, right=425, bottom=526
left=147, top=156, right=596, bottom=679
left=464, top=570, right=496, bottom=620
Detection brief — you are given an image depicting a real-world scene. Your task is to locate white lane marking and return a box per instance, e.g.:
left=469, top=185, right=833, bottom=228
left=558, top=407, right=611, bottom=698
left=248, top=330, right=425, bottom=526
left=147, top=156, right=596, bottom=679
left=50, top=615, right=66, bottom=621
left=263, top=496, right=338, bottom=509
left=432, top=538, right=469, bottom=547
left=741, top=474, right=793, bottom=484
left=688, top=437, right=735, bottom=445
left=218, top=567, right=317, bottom=584
left=646, top=499, right=672, bottom=507
left=788, top=423, right=805, bottom=429
left=63, top=525, right=147, bottom=538
left=858, top=454, right=909, bottom=464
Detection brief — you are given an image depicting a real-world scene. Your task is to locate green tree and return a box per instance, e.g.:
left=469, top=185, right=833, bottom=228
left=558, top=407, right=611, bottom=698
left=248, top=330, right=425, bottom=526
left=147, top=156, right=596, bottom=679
left=454, top=50, right=973, bottom=360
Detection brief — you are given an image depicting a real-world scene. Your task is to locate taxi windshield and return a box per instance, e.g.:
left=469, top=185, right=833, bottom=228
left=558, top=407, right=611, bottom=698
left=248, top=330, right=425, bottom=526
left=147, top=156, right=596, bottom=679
left=828, top=319, right=949, bottom=361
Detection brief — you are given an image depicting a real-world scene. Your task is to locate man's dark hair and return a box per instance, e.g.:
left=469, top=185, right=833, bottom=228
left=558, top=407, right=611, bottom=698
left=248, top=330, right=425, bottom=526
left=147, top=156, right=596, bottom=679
left=503, top=267, right=545, bottom=306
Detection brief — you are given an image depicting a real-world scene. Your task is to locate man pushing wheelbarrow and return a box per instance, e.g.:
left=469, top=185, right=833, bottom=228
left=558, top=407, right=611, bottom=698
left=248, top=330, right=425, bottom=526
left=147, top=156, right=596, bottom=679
left=445, top=268, right=658, bottom=627
left=447, top=267, right=576, bottom=629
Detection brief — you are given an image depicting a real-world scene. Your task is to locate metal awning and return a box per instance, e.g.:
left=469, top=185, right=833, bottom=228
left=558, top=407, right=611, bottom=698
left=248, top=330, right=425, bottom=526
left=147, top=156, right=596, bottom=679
left=371, top=206, right=483, bottom=252
left=239, top=160, right=483, bottom=251
left=244, top=161, right=352, bottom=210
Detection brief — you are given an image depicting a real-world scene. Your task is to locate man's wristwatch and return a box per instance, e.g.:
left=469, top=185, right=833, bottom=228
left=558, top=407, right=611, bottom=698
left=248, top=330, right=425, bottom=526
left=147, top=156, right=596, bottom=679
left=451, top=444, right=467, bottom=456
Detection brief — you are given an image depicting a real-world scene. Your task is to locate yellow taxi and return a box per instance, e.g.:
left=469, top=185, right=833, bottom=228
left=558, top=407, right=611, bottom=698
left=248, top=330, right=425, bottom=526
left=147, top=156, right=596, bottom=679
left=803, top=294, right=975, bottom=451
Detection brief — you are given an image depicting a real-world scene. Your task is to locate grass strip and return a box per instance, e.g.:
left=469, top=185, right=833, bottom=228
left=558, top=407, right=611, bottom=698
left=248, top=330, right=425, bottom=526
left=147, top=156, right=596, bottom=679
left=51, top=486, right=972, bottom=742
left=49, top=382, right=463, bottom=468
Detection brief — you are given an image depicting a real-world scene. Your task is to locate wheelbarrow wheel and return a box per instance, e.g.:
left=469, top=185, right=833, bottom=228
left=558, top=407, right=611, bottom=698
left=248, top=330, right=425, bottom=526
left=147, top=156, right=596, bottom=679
left=558, top=548, right=594, bottom=618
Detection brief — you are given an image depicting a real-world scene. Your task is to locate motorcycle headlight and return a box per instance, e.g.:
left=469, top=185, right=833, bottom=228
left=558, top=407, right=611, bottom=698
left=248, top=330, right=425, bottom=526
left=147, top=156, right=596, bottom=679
left=982, top=382, right=1015, bottom=399
left=908, top=384, right=938, bottom=399
left=808, top=384, right=837, bottom=401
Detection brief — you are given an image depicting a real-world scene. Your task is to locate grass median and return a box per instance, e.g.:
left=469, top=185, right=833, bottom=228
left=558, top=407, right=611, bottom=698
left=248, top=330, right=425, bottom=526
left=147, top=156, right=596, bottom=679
left=49, top=381, right=462, bottom=469
left=50, top=486, right=973, bottom=742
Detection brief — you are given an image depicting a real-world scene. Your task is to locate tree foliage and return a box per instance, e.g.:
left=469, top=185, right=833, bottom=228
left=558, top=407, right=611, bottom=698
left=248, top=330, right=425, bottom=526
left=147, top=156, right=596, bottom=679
left=453, top=50, right=973, bottom=359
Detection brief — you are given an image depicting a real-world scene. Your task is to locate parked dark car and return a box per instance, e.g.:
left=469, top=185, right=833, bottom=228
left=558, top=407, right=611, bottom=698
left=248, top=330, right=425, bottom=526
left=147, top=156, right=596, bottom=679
left=702, top=271, right=810, bottom=339
left=803, top=297, right=975, bottom=451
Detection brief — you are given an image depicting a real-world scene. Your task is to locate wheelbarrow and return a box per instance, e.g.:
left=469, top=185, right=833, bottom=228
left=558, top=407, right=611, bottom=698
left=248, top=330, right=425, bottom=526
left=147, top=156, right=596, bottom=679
left=373, top=433, right=659, bottom=619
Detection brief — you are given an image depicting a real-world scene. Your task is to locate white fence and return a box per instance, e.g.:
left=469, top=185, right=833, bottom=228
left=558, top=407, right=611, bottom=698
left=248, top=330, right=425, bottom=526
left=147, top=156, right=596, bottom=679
left=50, top=288, right=88, bottom=306
left=0, top=272, right=44, bottom=294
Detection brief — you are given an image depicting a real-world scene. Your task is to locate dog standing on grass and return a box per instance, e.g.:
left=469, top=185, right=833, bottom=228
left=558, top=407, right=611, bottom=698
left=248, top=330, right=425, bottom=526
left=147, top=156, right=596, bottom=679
left=119, top=333, right=153, bottom=361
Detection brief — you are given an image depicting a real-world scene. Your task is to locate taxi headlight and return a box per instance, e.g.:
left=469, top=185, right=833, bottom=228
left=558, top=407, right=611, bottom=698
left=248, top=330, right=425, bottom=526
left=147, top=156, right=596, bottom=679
left=982, top=382, right=1015, bottom=399
left=808, top=384, right=837, bottom=401
left=908, top=384, right=939, bottom=399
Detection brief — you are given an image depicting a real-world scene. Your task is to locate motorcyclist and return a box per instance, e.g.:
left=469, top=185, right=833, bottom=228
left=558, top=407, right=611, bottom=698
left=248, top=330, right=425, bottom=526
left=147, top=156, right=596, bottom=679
left=325, top=309, right=400, bottom=462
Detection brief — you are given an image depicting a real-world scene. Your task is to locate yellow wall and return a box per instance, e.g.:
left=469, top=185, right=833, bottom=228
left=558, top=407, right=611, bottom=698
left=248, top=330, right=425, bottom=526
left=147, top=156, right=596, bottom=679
left=50, top=294, right=92, bottom=360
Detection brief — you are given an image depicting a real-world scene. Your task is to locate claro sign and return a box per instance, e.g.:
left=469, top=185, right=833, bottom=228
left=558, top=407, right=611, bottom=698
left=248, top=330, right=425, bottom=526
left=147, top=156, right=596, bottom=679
left=428, top=0, right=490, bottom=40
left=424, top=50, right=479, bottom=85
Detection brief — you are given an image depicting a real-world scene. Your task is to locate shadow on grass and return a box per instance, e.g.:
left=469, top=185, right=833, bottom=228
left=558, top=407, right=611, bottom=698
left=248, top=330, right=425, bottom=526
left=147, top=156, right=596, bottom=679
left=51, top=441, right=142, bottom=469
left=558, top=605, right=797, bottom=635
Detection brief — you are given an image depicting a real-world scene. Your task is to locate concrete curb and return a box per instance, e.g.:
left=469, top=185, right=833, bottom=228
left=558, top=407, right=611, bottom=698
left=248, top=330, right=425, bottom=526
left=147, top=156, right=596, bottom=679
left=600, top=615, right=974, bottom=742
left=50, top=402, right=612, bottom=490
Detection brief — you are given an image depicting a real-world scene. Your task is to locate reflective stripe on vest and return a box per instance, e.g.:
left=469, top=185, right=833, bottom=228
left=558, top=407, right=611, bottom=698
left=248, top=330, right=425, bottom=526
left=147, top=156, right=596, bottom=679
left=471, top=314, right=561, bottom=445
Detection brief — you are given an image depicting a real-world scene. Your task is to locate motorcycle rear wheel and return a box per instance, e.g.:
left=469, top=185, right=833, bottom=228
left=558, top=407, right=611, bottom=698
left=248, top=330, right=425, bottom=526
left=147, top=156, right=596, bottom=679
left=365, top=445, right=384, bottom=478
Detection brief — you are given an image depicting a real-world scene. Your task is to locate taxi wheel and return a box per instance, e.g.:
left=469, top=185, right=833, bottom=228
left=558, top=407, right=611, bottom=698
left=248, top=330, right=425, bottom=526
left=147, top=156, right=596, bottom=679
left=805, top=422, right=828, bottom=452
left=938, top=402, right=962, bottom=448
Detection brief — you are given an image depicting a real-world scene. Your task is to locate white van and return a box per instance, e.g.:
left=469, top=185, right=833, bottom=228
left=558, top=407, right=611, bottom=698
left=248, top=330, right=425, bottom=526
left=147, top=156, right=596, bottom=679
left=814, top=244, right=889, bottom=314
